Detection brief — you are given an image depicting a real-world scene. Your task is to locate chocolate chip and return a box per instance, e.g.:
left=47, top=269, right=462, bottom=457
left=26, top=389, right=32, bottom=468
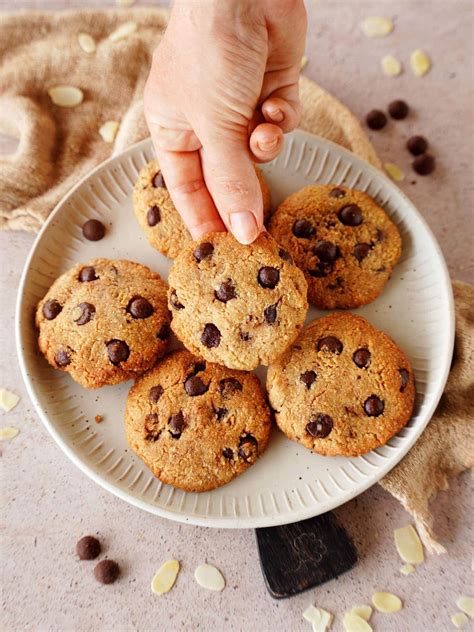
left=94, top=560, right=120, bottom=585
left=293, top=219, right=315, bottom=238
left=364, top=395, right=385, bottom=417
left=127, top=296, right=154, bottom=319
left=156, top=322, right=171, bottom=340
left=168, top=411, right=186, bottom=438
left=222, top=447, right=233, bottom=459
left=149, top=385, right=164, bottom=403
left=191, top=361, right=206, bottom=375
left=258, top=267, right=280, bottom=289
left=306, top=413, right=333, bottom=438
left=329, top=187, right=346, bottom=198
left=170, top=290, right=184, bottom=310
left=388, top=99, right=409, bottom=120
left=366, top=109, right=387, bottom=130
left=328, top=277, right=344, bottom=290
left=413, top=154, right=435, bottom=175
left=238, top=434, right=258, bottom=462
left=76, top=535, right=101, bottom=560
left=82, top=219, right=105, bottom=241
left=240, top=331, right=251, bottom=341
left=152, top=171, right=166, bottom=188
left=193, top=242, right=214, bottom=262
left=375, top=266, right=387, bottom=273
left=314, top=240, right=338, bottom=263
left=78, top=266, right=98, bottom=282
left=338, top=204, right=363, bottom=226
left=308, top=262, right=332, bottom=278
left=55, top=349, right=71, bottom=367
left=353, top=243, right=372, bottom=262
left=279, top=248, right=293, bottom=264
left=184, top=375, right=208, bottom=397
left=399, top=368, right=410, bottom=392
left=106, top=339, right=130, bottom=365
left=317, top=336, right=343, bottom=354
left=219, top=377, right=243, bottom=399
left=201, top=323, right=221, bottom=348
left=146, top=205, right=161, bottom=226
left=300, top=370, right=317, bottom=388
left=215, top=279, right=236, bottom=303
left=353, top=348, right=371, bottom=368
left=144, top=413, right=160, bottom=441
left=376, top=228, right=385, bottom=242
left=74, top=302, right=95, bottom=326
left=406, top=135, right=428, bottom=156
left=216, top=408, right=228, bottom=421
left=43, top=299, right=62, bottom=320
left=264, top=303, right=277, bottom=324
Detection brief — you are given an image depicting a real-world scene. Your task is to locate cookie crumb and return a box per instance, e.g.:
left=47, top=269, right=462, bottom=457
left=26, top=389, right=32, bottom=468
left=95, top=415, right=104, bottom=424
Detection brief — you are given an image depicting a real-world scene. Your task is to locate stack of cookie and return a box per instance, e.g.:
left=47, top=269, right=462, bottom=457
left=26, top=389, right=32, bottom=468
left=35, top=159, right=415, bottom=493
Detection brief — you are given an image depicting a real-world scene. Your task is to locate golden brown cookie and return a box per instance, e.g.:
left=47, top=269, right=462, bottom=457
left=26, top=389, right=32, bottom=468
left=36, top=259, right=171, bottom=389
left=267, top=313, right=415, bottom=457
left=268, top=184, right=402, bottom=309
left=133, top=160, right=272, bottom=259
left=167, top=232, right=308, bottom=370
left=125, top=350, right=272, bottom=492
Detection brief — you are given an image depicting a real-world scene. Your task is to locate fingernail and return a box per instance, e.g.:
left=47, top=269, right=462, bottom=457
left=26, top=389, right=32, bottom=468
left=268, top=108, right=284, bottom=123
left=229, top=211, right=259, bottom=244
left=257, top=136, right=279, bottom=152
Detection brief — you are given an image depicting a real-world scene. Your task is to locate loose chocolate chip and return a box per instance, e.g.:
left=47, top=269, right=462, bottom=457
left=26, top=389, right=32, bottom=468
left=314, top=240, right=339, bottom=263
left=264, top=303, right=278, bottom=324
left=106, top=339, right=130, bottom=365
left=338, top=204, right=363, bottom=226
left=152, top=171, right=166, bottom=188
left=201, top=323, right=221, bottom=348
left=238, top=434, right=258, bottom=462
left=258, top=266, right=280, bottom=289
left=76, top=535, right=101, bottom=560
left=216, top=407, right=228, bottom=421
left=43, top=299, right=62, bottom=320
left=215, top=279, right=237, bottom=303
left=146, top=205, right=161, bottom=226
left=300, top=370, right=317, bottom=388
left=293, top=219, right=315, bottom=238
left=413, top=154, right=435, bottom=175
left=94, top=560, right=120, bottom=585
left=399, top=368, right=410, bottom=392
left=353, top=348, right=371, bottom=368
left=329, top=187, right=346, bottom=198
left=240, top=331, right=251, bottom=341
left=55, top=349, right=71, bottom=367
left=353, top=243, right=372, bottom=262
left=306, top=413, right=333, bottom=438
left=149, top=385, right=164, bottom=403
left=170, top=290, right=184, bottom=310
left=317, top=336, right=343, bottom=354
left=193, top=242, right=214, bottom=262
left=184, top=375, right=209, bottom=397
left=388, top=99, right=409, bottom=120
left=82, top=219, right=105, bottom=241
left=366, top=109, right=387, bottom=130
left=156, top=322, right=171, bottom=340
left=219, top=377, right=243, bottom=399
left=364, top=395, right=385, bottom=417
left=406, top=135, right=428, bottom=156
left=308, top=262, right=332, bottom=278
left=168, top=411, right=186, bottom=438
left=75, top=302, right=95, bottom=326
left=78, top=266, right=98, bottom=282
left=222, top=447, right=233, bottom=459
left=279, top=248, right=294, bottom=264
left=127, top=296, right=154, bottom=319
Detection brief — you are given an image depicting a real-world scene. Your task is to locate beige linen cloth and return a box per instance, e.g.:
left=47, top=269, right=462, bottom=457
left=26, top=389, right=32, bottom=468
left=0, top=9, right=472, bottom=552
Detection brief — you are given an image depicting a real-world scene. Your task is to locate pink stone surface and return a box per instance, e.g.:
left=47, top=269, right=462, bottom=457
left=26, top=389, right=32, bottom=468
left=1, top=1, right=472, bottom=631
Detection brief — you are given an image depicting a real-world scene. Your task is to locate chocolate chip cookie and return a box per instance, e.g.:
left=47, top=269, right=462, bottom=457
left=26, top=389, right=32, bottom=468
left=167, top=232, right=308, bottom=370
left=36, top=259, right=171, bottom=388
left=133, top=160, right=272, bottom=259
left=268, top=184, right=402, bottom=309
left=125, top=350, right=272, bottom=492
left=267, top=313, right=415, bottom=456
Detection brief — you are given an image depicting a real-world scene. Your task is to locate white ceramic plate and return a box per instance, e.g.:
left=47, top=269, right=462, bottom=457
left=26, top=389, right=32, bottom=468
left=16, top=130, right=454, bottom=528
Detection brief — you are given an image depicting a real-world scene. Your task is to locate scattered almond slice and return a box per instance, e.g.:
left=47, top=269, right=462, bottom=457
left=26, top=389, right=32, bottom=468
left=303, top=605, right=333, bottom=631
left=194, top=564, right=225, bottom=591
left=99, top=121, right=119, bottom=143
left=300, top=55, right=309, bottom=70
left=343, top=612, right=373, bottom=632
left=48, top=86, right=84, bottom=108
left=360, top=16, right=393, bottom=38
left=116, top=0, right=136, bottom=5
left=384, top=163, right=405, bottom=182
left=410, top=49, right=431, bottom=76
left=351, top=605, right=372, bottom=621
left=78, top=32, right=96, bottom=53
left=394, top=524, right=424, bottom=564
left=0, top=388, right=20, bottom=412
left=381, top=54, right=402, bottom=77
left=0, top=427, right=19, bottom=440
left=457, top=596, right=474, bottom=618
left=151, top=559, right=180, bottom=595
left=400, top=563, right=415, bottom=575
left=372, top=591, right=403, bottom=613
left=109, top=21, right=138, bottom=42
left=451, top=612, right=469, bottom=628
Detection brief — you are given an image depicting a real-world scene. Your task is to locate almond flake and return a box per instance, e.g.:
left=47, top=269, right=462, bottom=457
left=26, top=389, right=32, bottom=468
left=303, top=605, right=333, bottom=631
left=78, top=33, right=96, bottom=53
left=0, top=388, right=20, bottom=412
left=194, top=563, right=225, bottom=591
left=351, top=605, right=372, bottom=621
left=360, top=16, right=393, bottom=38
left=400, top=563, right=415, bottom=575
left=451, top=613, right=469, bottom=629
left=151, top=559, right=180, bottom=595
left=410, top=49, right=431, bottom=76
left=394, top=524, right=424, bottom=564
left=48, top=86, right=83, bottom=108
left=109, top=21, right=137, bottom=42
left=372, top=591, right=403, bottom=613
left=384, top=163, right=405, bottom=182
left=343, top=612, right=373, bottom=632
left=381, top=54, right=402, bottom=76
left=116, top=0, right=136, bottom=5
left=456, top=596, right=474, bottom=618
left=0, top=427, right=19, bottom=440
left=99, top=121, right=119, bottom=143
left=300, top=56, right=309, bottom=70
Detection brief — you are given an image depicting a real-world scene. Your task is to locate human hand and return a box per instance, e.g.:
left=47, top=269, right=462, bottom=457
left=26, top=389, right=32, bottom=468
left=144, top=0, right=307, bottom=244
